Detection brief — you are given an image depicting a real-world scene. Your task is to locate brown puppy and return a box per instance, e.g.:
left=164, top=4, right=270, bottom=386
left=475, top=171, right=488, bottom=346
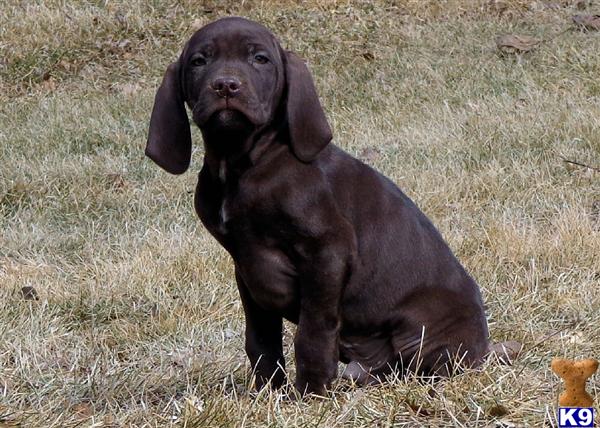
left=146, top=17, right=489, bottom=395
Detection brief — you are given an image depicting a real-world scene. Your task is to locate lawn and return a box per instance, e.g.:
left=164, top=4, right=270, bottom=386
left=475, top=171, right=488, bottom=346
left=1, top=0, right=599, bottom=426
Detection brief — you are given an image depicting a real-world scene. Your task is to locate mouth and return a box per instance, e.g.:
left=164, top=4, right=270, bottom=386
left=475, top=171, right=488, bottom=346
left=214, top=107, right=241, bottom=122
left=194, top=96, right=250, bottom=122
left=205, top=108, right=253, bottom=134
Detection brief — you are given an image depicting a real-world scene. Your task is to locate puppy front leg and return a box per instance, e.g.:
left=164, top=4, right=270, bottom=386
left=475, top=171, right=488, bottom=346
left=235, top=269, right=286, bottom=390
left=294, top=239, right=352, bottom=396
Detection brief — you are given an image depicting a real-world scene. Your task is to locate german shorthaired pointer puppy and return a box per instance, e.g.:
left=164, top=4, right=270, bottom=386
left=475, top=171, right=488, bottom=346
left=146, top=17, right=489, bottom=396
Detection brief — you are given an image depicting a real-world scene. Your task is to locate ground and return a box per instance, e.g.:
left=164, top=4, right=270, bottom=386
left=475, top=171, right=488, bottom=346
left=1, top=0, right=599, bottom=426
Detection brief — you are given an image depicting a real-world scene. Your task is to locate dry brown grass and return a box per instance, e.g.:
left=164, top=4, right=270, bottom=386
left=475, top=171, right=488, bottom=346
left=1, top=0, right=599, bottom=426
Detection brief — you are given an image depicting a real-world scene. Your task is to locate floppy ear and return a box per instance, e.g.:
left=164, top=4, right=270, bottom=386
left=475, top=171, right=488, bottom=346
left=284, top=51, right=332, bottom=163
left=145, top=59, right=192, bottom=174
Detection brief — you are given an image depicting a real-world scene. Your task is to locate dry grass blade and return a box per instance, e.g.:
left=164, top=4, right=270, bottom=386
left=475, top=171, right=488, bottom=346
left=561, top=158, right=600, bottom=173
left=572, top=14, right=600, bottom=30
left=495, top=34, right=541, bottom=54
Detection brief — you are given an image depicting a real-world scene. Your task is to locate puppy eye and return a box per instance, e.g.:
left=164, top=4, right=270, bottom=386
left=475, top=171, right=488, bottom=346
left=254, top=54, right=269, bottom=64
left=191, top=56, right=207, bottom=67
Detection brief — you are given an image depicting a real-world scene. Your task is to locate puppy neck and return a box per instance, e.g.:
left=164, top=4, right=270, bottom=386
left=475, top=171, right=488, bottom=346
left=201, top=125, right=282, bottom=181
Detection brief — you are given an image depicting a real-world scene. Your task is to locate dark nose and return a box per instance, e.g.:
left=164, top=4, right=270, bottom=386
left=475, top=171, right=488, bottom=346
left=211, top=77, right=241, bottom=98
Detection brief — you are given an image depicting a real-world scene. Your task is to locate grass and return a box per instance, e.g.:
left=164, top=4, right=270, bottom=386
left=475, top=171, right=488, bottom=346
left=1, top=0, right=599, bottom=426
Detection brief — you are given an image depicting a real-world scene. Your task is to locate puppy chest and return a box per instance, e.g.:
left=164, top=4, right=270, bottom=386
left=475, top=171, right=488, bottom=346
left=238, top=248, right=300, bottom=316
left=196, top=188, right=239, bottom=238
left=213, top=173, right=273, bottom=236
left=216, top=194, right=231, bottom=233
left=212, top=189, right=262, bottom=237
left=214, top=161, right=239, bottom=234
left=197, top=163, right=280, bottom=242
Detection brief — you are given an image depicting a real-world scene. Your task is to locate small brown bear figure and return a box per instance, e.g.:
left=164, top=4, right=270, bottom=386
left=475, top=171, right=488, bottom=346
left=551, top=358, right=598, bottom=407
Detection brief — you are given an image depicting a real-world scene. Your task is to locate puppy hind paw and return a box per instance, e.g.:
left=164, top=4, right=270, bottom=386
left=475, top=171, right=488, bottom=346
left=487, top=341, right=523, bottom=365
left=342, top=361, right=380, bottom=386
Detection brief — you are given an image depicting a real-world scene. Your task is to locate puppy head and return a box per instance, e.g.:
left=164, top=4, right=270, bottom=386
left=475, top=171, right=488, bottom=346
left=185, top=18, right=283, bottom=134
left=146, top=17, right=332, bottom=174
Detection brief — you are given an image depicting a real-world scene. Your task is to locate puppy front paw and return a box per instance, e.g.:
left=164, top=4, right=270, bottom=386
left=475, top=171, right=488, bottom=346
left=294, top=375, right=331, bottom=397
